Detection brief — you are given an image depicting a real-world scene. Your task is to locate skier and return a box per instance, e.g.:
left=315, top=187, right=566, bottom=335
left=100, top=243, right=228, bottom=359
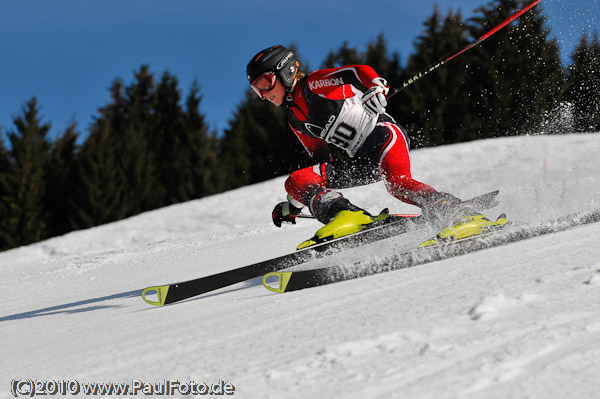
left=246, top=45, right=473, bottom=248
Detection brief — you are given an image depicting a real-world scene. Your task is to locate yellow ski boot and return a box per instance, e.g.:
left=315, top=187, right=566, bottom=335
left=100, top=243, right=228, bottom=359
left=297, top=209, right=388, bottom=250
left=419, top=214, right=508, bottom=248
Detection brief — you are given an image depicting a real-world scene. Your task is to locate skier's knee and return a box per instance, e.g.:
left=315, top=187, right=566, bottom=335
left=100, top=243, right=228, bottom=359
left=285, top=165, right=328, bottom=205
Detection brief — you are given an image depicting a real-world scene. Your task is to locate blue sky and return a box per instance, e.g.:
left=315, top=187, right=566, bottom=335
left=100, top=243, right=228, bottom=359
left=1, top=0, right=598, bottom=141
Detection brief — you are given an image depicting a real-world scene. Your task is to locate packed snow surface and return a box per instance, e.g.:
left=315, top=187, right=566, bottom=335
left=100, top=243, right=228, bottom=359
left=2, top=133, right=600, bottom=398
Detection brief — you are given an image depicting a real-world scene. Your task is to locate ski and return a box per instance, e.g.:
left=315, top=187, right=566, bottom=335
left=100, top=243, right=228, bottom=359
left=262, top=207, right=600, bottom=293
left=141, top=190, right=499, bottom=306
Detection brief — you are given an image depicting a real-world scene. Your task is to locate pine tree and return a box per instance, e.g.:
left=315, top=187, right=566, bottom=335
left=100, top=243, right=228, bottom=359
left=68, top=81, right=129, bottom=229
left=44, top=123, right=79, bottom=237
left=0, top=134, right=12, bottom=250
left=183, top=81, right=223, bottom=198
left=68, top=124, right=128, bottom=230
left=119, top=66, right=160, bottom=215
left=565, top=32, right=600, bottom=132
left=321, top=42, right=363, bottom=68
left=1, top=98, right=51, bottom=246
left=501, top=0, right=564, bottom=133
left=465, top=0, right=564, bottom=137
left=219, top=99, right=254, bottom=190
left=150, top=75, right=221, bottom=202
left=399, top=7, right=475, bottom=146
left=74, top=65, right=160, bottom=225
left=150, top=71, right=186, bottom=204
left=69, top=66, right=220, bottom=230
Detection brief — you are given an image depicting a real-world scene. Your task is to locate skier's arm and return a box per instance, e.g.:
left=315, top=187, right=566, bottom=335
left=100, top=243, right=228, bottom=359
left=310, top=65, right=384, bottom=90
left=340, top=65, right=390, bottom=117
left=307, top=65, right=389, bottom=116
left=289, top=123, right=332, bottom=163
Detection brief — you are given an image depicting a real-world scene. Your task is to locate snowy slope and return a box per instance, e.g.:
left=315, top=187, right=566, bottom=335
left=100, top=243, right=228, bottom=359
left=1, top=133, right=600, bottom=399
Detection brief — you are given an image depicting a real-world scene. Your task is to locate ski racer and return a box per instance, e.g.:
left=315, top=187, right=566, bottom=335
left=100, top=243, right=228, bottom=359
left=246, top=45, right=475, bottom=248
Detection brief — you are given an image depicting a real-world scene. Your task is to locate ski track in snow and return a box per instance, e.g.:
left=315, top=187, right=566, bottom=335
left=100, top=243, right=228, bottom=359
left=1, top=133, right=600, bottom=399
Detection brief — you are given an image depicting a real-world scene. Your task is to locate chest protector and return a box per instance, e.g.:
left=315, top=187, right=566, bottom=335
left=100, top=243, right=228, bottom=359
left=288, top=78, right=377, bottom=157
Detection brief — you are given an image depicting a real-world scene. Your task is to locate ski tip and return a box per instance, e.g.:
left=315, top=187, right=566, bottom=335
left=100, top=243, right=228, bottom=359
left=496, top=213, right=509, bottom=225
left=297, top=235, right=320, bottom=250
left=141, top=285, right=170, bottom=306
left=262, top=272, right=293, bottom=293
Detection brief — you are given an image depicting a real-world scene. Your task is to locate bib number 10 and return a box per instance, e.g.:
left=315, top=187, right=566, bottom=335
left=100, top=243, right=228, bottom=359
left=329, top=122, right=357, bottom=149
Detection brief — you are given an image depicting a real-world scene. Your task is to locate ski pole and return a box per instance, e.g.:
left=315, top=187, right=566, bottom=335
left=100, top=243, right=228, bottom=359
left=387, top=0, right=543, bottom=99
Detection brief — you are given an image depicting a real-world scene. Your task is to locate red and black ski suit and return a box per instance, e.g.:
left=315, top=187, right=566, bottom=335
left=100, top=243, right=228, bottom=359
left=284, top=65, right=442, bottom=223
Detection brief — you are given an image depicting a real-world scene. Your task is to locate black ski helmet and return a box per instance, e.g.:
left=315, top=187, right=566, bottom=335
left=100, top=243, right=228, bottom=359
left=246, top=45, right=300, bottom=90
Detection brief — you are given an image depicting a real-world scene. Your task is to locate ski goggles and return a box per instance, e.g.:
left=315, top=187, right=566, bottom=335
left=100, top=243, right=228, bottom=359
left=250, top=72, right=277, bottom=99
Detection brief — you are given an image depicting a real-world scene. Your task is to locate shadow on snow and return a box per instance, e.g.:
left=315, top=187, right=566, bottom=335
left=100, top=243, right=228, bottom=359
left=0, top=290, right=141, bottom=322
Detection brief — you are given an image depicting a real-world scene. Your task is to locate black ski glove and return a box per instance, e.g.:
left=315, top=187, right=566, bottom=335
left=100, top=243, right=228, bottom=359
left=272, top=201, right=303, bottom=227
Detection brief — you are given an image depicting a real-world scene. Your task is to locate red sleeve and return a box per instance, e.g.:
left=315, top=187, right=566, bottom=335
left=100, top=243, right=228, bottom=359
left=289, top=123, right=333, bottom=163
left=307, top=65, right=380, bottom=91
